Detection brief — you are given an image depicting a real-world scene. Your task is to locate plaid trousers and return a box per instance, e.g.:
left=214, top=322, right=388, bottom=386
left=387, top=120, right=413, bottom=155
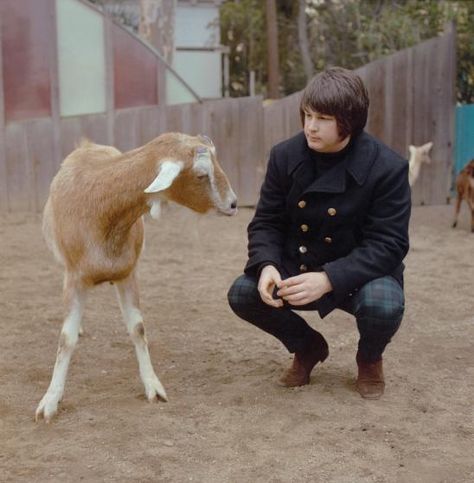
left=227, top=274, right=404, bottom=362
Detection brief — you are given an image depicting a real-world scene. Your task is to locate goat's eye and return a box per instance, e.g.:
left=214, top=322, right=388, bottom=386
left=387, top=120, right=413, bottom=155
left=197, top=173, right=208, bottom=180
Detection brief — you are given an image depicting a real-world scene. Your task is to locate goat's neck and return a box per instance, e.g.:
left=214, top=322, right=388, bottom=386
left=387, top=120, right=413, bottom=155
left=95, top=150, right=156, bottom=231
left=409, top=154, right=421, bottom=179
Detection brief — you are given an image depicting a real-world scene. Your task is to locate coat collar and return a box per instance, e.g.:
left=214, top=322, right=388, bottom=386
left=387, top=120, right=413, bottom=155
left=288, top=131, right=378, bottom=194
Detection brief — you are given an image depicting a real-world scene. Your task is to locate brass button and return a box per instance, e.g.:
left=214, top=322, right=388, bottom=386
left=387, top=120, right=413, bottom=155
left=300, top=224, right=309, bottom=232
left=299, top=264, right=308, bottom=272
left=299, top=246, right=307, bottom=254
left=298, top=200, right=306, bottom=208
left=324, top=236, right=332, bottom=244
left=327, top=207, right=337, bottom=216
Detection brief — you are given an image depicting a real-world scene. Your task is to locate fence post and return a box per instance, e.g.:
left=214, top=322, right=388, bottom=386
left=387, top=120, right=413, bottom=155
left=0, top=19, right=8, bottom=212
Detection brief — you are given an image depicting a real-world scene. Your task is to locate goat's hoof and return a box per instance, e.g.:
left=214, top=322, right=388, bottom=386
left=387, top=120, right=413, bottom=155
left=35, top=394, right=60, bottom=423
left=144, top=377, right=168, bottom=402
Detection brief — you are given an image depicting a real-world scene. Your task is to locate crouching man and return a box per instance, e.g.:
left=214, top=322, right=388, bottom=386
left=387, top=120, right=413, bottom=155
left=228, top=67, right=411, bottom=399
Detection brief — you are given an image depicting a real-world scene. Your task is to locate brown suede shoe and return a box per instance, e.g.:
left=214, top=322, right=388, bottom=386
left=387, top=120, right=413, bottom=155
left=356, top=353, right=385, bottom=399
left=278, top=332, right=329, bottom=387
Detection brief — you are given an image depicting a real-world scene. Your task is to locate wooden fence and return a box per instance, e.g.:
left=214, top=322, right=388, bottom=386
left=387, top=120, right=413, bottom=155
left=0, top=26, right=456, bottom=212
left=0, top=97, right=265, bottom=212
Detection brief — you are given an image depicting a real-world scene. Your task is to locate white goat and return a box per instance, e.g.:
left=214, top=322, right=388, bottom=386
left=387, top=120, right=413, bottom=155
left=35, top=133, right=237, bottom=422
left=408, top=142, right=433, bottom=186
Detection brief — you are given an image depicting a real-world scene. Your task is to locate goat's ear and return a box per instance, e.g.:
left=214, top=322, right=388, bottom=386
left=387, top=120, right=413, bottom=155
left=198, top=134, right=214, bottom=147
left=423, top=141, right=433, bottom=152
left=409, top=145, right=415, bottom=155
left=144, top=160, right=183, bottom=193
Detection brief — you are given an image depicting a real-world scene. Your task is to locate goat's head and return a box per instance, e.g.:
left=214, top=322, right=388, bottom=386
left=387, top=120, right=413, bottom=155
left=409, top=141, right=433, bottom=165
left=464, top=159, right=474, bottom=176
left=144, top=133, right=238, bottom=217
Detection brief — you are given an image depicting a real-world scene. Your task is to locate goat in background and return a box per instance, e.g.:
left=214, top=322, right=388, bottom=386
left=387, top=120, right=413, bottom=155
left=452, top=159, right=474, bottom=233
left=408, top=142, right=433, bottom=186
left=35, top=133, right=237, bottom=422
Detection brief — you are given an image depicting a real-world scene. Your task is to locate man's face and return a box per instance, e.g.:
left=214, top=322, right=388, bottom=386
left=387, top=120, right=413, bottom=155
left=303, top=108, right=349, bottom=153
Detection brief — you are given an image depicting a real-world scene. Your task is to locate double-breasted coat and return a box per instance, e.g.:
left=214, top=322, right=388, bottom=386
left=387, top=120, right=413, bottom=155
left=244, top=130, right=411, bottom=317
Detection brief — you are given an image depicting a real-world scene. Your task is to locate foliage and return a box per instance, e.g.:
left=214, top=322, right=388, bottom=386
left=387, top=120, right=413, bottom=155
left=219, top=0, right=474, bottom=103
left=218, top=0, right=267, bottom=96
left=87, top=0, right=140, bottom=32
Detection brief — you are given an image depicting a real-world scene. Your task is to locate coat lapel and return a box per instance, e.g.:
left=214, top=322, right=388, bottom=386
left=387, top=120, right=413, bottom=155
left=288, top=131, right=378, bottom=195
left=304, top=161, right=346, bottom=194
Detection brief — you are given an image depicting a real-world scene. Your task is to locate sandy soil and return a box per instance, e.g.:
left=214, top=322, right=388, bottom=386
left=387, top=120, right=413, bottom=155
left=0, top=203, right=473, bottom=483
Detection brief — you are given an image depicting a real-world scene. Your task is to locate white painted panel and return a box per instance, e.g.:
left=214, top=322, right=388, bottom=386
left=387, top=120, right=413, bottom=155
left=175, top=5, right=220, bottom=47
left=166, top=71, right=196, bottom=105
left=167, top=51, right=221, bottom=104
left=56, top=0, right=106, bottom=116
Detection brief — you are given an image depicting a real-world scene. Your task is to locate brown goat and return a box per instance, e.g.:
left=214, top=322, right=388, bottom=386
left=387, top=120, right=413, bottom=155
left=35, top=133, right=237, bottom=422
left=452, top=160, right=474, bottom=233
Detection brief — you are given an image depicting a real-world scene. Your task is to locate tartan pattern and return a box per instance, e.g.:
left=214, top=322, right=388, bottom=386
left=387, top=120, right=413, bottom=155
left=227, top=274, right=262, bottom=308
left=228, top=274, right=404, bottom=360
left=341, top=276, right=405, bottom=321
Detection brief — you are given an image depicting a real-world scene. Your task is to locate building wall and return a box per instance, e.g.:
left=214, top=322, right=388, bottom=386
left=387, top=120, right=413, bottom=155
left=56, top=0, right=106, bottom=116
left=167, top=2, right=223, bottom=104
left=0, top=0, right=54, bottom=121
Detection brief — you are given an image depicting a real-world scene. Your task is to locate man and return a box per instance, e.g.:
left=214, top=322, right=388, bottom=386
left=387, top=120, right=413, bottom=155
left=228, top=67, right=411, bottom=399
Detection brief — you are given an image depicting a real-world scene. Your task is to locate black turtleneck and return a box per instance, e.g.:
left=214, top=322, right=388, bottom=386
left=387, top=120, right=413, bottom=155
left=310, top=137, right=353, bottom=179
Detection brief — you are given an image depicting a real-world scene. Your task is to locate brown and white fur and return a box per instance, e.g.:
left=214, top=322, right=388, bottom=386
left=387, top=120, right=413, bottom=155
left=452, top=159, right=474, bottom=233
left=408, top=142, right=433, bottom=186
left=35, top=133, right=237, bottom=422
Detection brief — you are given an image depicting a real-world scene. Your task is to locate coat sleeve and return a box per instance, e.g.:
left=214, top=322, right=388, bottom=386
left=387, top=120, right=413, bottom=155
left=323, top=161, right=411, bottom=301
left=244, top=147, right=289, bottom=276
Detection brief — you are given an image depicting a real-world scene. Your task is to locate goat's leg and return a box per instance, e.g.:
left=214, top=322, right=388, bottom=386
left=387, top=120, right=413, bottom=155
left=35, top=278, right=86, bottom=422
left=452, top=193, right=462, bottom=228
left=114, top=273, right=167, bottom=402
left=469, top=197, right=474, bottom=233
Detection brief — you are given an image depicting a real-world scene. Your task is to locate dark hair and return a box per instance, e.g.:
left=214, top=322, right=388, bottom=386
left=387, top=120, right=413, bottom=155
left=299, top=67, right=369, bottom=138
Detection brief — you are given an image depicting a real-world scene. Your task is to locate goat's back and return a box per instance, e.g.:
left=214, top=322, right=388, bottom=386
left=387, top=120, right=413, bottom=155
left=456, top=161, right=474, bottom=200
left=61, top=141, right=122, bottom=168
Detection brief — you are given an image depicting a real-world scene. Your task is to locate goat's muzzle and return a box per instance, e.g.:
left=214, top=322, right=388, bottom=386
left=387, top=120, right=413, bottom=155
left=218, top=198, right=238, bottom=216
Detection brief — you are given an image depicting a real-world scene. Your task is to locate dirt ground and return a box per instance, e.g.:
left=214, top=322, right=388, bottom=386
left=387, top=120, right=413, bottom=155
left=0, top=203, right=473, bottom=483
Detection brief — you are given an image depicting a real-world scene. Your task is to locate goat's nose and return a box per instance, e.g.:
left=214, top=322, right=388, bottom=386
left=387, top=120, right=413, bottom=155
left=231, top=199, right=237, bottom=210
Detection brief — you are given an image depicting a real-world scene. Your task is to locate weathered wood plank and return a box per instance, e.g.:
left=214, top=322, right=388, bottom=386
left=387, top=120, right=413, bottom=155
left=4, top=123, right=31, bottom=211
left=24, top=119, right=55, bottom=211
left=0, top=20, right=8, bottom=212
left=237, top=96, right=264, bottom=206
left=114, top=108, right=140, bottom=152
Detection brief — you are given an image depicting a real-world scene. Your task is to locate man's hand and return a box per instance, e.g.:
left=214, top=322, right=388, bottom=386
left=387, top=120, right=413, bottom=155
left=276, top=272, right=333, bottom=306
left=258, top=265, right=284, bottom=308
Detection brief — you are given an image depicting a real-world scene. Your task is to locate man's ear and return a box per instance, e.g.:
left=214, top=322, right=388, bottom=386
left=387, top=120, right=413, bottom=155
left=144, top=160, right=183, bottom=193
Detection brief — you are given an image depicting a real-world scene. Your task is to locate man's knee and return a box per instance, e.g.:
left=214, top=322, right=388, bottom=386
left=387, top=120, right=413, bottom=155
left=355, top=277, right=405, bottom=327
left=358, top=300, right=404, bottom=323
left=227, top=274, right=259, bottom=313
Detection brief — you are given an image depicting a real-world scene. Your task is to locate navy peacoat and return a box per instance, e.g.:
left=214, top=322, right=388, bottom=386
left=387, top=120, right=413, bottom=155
left=244, top=130, right=411, bottom=317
